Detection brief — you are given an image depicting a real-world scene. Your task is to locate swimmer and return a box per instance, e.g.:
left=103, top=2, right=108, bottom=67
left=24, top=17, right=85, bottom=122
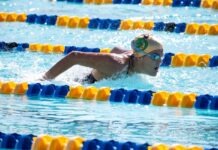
left=41, top=34, right=164, bottom=84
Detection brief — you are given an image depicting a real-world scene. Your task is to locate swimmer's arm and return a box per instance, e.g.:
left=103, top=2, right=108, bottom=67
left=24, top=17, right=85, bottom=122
left=42, top=51, right=122, bottom=80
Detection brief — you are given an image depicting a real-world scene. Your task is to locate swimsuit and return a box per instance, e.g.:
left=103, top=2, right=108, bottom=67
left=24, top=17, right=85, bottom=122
left=82, top=54, right=134, bottom=84
left=127, top=54, right=134, bottom=74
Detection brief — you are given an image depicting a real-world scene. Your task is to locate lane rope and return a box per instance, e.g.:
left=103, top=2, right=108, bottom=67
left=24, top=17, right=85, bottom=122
left=0, top=81, right=217, bottom=110
left=54, top=0, right=218, bottom=10
left=1, top=12, right=218, bottom=35
left=1, top=131, right=214, bottom=150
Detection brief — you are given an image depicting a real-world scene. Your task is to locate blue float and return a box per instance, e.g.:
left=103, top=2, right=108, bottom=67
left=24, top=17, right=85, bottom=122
left=138, top=90, right=153, bottom=105
left=26, top=83, right=42, bottom=97
left=174, top=23, right=186, bottom=33
left=46, top=15, right=57, bottom=25
left=64, top=46, right=77, bottom=54
left=99, top=19, right=111, bottom=29
left=132, top=0, right=141, bottom=4
left=123, top=90, right=139, bottom=103
left=35, top=15, right=47, bottom=24
left=90, top=48, right=100, bottom=52
left=76, top=47, right=99, bottom=52
left=209, top=96, right=218, bottom=110
left=101, top=140, right=121, bottom=150
left=74, top=0, right=83, bottom=3
left=109, top=89, right=127, bottom=102
left=209, top=56, right=218, bottom=67
left=189, top=0, right=201, bottom=7
left=172, top=0, right=181, bottom=6
left=88, top=18, right=100, bottom=29
left=153, top=22, right=165, bottom=31
left=113, top=0, right=122, bottom=4
left=0, top=42, right=5, bottom=50
left=82, top=139, right=103, bottom=150
left=122, top=0, right=132, bottom=4
left=26, top=14, right=37, bottom=23
left=54, top=85, right=69, bottom=98
left=120, top=141, right=137, bottom=150
left=204, top=148, right=218, bottom=150
left=20, top=43, right=29, bottom=49
left=40, top=84, right=56, bottom=97
left=15, top=134, right=35, bottom=150
left=161, top=53, right=175, bottom=66
left=109, top=19, right=121, bottom=30
left=76, top=47, right=90, bottom=52
left=180, top=0, right=191, bottom=6
left=0, top=133, right=19, bottom=149
left=0, top=132, right=5, bottom=148
left=0, top=132, right=5, bottom=138
left=16, top=43, right=28, bottom=51
left=195, top=94, right=213, bottom=109
left=16, top=45, right=25, bottom=51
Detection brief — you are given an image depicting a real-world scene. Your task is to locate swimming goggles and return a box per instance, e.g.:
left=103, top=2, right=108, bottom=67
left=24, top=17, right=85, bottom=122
left=143, top=53, right=162, bottom=61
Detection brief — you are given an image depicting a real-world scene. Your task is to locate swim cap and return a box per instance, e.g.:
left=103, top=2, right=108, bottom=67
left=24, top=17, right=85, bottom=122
left=131, top=34, right=161, bottom=57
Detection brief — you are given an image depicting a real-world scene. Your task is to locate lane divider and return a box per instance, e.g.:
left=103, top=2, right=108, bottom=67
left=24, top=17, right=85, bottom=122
left=1, top=12, right=218, bottom=35
left=1, top=132, right=213, bottom=150
left=1, top=41, right=218, bottom=67
left=0, top=81, right=217, bottom=110
left=55, top=0, right=218, bottom=10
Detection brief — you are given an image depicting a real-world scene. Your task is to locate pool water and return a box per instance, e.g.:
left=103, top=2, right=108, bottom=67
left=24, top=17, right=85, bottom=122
left=0, top=0, right=218, bottom=148
left=0, top=94, right=218, bottom=147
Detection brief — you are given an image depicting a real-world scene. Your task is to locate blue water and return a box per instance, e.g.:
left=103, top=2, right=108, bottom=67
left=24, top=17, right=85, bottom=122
left=0, top=0, right=218, bottom=148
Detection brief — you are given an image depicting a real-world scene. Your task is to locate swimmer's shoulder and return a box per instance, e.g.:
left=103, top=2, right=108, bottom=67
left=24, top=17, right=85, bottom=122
left=111, top=47, right=133, bottom=55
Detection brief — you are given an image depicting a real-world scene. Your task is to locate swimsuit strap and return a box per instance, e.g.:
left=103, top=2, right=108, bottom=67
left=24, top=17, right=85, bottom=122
left=127, top=54, right=134, bottom=75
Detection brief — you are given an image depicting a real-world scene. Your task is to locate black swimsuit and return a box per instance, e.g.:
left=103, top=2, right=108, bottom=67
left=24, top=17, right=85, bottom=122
left=127, top=54, right=134, bottom=75
left=82, top=54, right=134, bottom=84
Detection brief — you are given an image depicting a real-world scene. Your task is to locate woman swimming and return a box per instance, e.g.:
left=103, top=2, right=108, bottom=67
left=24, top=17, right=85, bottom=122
left=41, top=34, right=163, bottom=84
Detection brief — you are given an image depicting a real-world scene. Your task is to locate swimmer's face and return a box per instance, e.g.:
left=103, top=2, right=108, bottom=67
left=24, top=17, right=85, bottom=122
left=138, top=47, right=163, bottom=76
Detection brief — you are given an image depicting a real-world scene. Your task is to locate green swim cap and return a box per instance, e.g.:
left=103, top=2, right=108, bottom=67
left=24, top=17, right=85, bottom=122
left=135, top=37, right=148, bottom=50
left=131, top=34, right=149, bottom=56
